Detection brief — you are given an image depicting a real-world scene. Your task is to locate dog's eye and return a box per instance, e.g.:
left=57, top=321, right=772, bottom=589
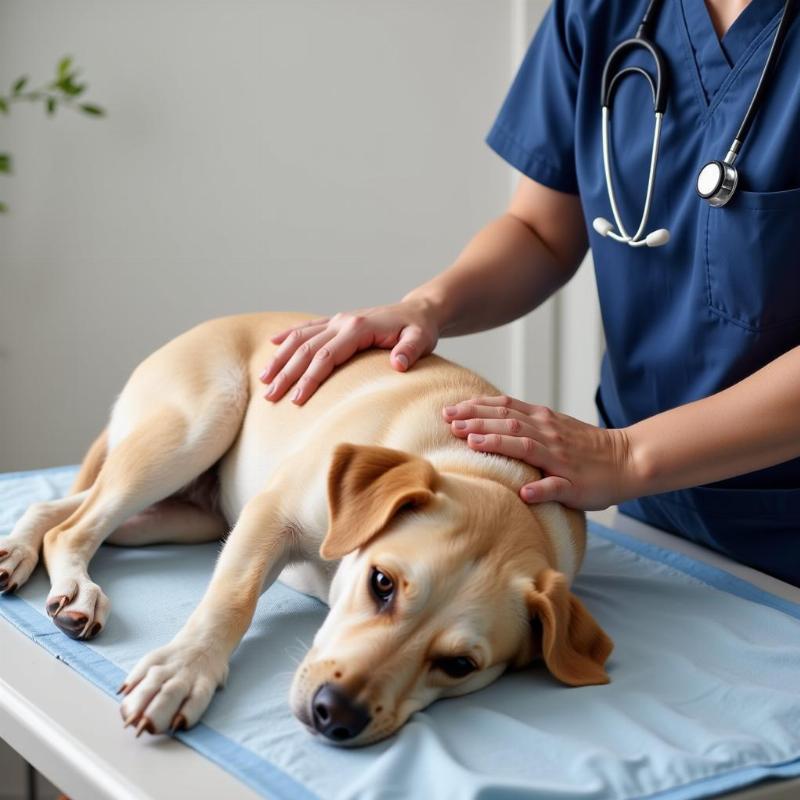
left=434, top=656, right=478, bottom=678
left=370, top=568, right=394, bottom=602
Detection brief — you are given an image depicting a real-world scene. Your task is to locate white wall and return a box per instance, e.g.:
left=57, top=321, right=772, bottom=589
left=0, top=0, right=603, bottom=474
left=0, top=0, right=529, bottom=470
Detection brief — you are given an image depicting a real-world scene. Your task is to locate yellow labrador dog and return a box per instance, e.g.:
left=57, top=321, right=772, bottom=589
left=1, top=313, right=612, bottom=745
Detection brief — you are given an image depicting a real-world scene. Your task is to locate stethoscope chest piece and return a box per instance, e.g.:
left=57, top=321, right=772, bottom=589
left=696, top=160, right=739, bottom=207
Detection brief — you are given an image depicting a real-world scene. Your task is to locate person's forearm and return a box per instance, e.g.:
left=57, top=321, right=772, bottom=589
left=625, top=344, right=800, bottom=498
left=403, top=212, right=578, bottom=337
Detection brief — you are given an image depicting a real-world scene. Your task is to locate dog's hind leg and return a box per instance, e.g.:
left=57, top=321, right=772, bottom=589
left=43, top=406, right=242, bottom=640
left=42, top=341, right=249, bottom=639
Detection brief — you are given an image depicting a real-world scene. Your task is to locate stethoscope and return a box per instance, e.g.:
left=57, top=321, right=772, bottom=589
left=592, top=0, right=796, bottom=248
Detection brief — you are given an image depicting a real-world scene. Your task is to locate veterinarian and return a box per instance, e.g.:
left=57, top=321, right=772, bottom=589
left=260, top=0, right=800, bottom=584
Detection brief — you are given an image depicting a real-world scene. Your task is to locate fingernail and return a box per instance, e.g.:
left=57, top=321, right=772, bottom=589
left=444, top=405, right=457, bottom=416
left=453, top=420, right=467, bottom=430
left=395, top=353, right=409, bottom=369
left=523, top=488, right=536, bottom=502
left=259, top=369, right=270, bottom=382
left=292, top=388, right=301, bottom=403
left=264, top=383, right=275, bottom=398
left=469, top=434, right=484, bottom=444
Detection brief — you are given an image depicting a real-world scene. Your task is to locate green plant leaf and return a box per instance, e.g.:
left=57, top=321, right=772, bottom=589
left=58, top=77, right=85, bottom=96
left=0, top=201, right=8, bottom=213
left=12, top=76, right=28, bottom=95
left=0, top=153, right=11, bottom=174
left=57, top=56, right=73, bottom=80
left=80, top=103, right=104, bottom=116
left=0, top=97, right=7, bottom=114
left=46, top=96, right=57, bottom=115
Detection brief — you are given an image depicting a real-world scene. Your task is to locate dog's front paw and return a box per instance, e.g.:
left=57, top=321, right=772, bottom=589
left=0, top=540, right=39, bottom=594
left=46, top=575, right=110, bottom=640
left=119, top=638, right=229, bottom=736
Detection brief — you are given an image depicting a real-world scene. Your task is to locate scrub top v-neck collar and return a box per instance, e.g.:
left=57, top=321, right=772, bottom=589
left=680, top=0, right=786, bottom=102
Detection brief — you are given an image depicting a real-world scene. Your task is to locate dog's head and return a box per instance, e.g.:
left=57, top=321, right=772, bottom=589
left=289, top=444, right=612, bottom=746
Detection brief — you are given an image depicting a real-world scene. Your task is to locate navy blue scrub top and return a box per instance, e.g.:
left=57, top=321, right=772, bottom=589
left=486, top=0, right=800, bottom=584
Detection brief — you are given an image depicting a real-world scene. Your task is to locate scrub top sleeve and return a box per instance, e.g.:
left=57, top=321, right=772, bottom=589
left=486, top=1, right=582, bottom=194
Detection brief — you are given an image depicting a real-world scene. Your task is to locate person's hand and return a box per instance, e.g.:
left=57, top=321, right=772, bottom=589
left=442, top=395, right=636, bottom=510
left=261, top=299, right=441, bottom=404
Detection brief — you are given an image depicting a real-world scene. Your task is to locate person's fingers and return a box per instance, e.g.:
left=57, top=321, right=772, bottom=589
left=269, top=317, right=330, bottom=346
left=519, top=476, right=573, bottom=505
left=291, top=330, right=366, bottom=405
left=261, top=325, right=328, bottom=384
left=449, top=416, right=534, bottom=439
left=441, top=402, right=532, bottom=424
left=465, top=431, right=555, bottom=471
left=446, top=394, right=537, bottom=417
left=264, top=329, right=336, bottom=401
left=390, top=325, right=427, bottom=372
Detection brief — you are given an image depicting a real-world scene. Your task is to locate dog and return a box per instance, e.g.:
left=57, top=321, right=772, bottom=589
left=0, top=312, right=612, bottom=746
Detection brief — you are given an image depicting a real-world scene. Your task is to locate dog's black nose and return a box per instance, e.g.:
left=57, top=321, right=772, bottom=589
left=311, top=682, right=371, bottom=742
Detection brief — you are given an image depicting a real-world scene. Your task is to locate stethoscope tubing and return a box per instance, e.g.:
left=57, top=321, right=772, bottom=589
left=600, top=107, right=664, bottom=246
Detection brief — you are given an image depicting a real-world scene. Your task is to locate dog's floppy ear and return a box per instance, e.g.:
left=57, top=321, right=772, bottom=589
left=525, top=568, right=613, bottom=686
left=320, top=443, right=438, bottom=560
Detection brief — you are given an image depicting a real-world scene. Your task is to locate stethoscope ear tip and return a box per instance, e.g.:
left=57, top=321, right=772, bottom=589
left=592, top=217, right=614, bottom=237
left=645, top=228, right=670, bottom=247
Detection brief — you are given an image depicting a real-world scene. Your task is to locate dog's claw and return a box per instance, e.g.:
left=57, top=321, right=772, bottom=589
left=117, top=683, right=128, bottom=695
left=50, top=596, right=69, bottom=619
left=135, top=717, right=154, bottom=738
left=123, top=712, right=139, bottom=729
left=170, top=713, right=187, bottom=733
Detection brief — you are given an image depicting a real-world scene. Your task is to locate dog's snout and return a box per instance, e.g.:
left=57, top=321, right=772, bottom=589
left=311, top=682, right=371, bottom=742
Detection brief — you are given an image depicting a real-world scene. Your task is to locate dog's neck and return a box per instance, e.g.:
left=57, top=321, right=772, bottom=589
left=424, top=445, right=537, bottom=493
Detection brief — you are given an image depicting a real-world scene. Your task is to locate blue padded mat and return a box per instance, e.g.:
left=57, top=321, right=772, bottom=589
left=2, top=466, right=800, bottom=800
